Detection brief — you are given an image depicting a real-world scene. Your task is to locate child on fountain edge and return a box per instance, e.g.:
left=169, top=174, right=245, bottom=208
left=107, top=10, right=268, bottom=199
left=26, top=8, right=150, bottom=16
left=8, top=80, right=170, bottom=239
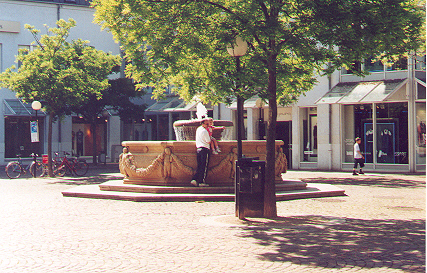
left=207, top=118, right=224, bottom=154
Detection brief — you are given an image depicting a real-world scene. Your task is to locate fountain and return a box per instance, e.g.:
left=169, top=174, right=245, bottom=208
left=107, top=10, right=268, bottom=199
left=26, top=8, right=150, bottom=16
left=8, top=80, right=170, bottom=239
left=62, top=103, right=345, bottom=202
left=118, top=102, right=288, bottom=186
left=118, top=120, right=287, bottom=186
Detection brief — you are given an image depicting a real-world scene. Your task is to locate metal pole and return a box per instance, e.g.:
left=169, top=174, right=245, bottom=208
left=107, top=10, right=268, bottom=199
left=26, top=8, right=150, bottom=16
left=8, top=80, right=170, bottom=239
left=236, top=56, right=243, bottom=159
left=33, top=110, right=38, bottom=178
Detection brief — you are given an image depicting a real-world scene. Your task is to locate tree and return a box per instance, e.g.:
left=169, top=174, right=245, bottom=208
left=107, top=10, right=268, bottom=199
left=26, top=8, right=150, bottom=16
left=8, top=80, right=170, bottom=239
left=70, top=78, right=146, bottom=165
left=93, top=0, right=424, bottom=218
left=0, top=19, right=120, bottom=176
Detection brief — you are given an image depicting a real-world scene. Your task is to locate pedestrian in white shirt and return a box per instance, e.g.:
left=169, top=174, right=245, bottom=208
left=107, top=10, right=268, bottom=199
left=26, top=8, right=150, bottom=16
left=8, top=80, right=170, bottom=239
left=190, top=118, right=211, bottom=187
left=353, top=137, right=365, bottom=175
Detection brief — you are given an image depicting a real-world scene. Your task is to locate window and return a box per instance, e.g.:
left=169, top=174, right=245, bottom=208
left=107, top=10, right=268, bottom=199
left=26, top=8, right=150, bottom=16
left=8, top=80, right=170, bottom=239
left=17, top=45, right=40, bottom=69
left=364, top=56, right=383, bottom=72
left=301, top=107, right=317, bottom=162
left=416, top=102, right=426, bottom=164
left=343, top=61, right=362, bottom=74
left=343, top=103, right=408, bottom=165
left=388, top=57, right=408, bottom=71
left=344, top=104, right=372, bottom=163
left=5, top=116, right=44, bottom=158
left=417, top=83, right=426, bottom=100
left=415, top=55, right=426, bottom=71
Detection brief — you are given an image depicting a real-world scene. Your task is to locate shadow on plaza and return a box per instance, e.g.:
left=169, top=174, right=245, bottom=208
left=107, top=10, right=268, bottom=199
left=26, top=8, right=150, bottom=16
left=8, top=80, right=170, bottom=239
left=239, top=216, right=425, bottom=271
left=299, top=175, right=425, bottom=188
left=48, top=163, right=122, bottom=186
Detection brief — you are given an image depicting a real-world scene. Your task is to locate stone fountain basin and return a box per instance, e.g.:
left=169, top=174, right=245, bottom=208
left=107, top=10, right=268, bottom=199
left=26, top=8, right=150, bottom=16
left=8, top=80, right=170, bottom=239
left=119, top=140, right=287, bottom=187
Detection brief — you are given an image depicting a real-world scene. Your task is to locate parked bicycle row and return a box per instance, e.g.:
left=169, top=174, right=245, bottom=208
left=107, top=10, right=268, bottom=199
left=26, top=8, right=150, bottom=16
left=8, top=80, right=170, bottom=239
left=5, top=152, right=89, bottom=179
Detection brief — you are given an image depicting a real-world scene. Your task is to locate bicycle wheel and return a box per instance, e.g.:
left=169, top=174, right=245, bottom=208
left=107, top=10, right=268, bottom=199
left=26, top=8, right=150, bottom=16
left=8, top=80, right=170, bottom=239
left=29, top=162, right=45, bottom=177
left=5, top=162, right=22, bottom=179
left=53, top=164, right=67, bottom=177
left=73, top=160, right=89, bottom=176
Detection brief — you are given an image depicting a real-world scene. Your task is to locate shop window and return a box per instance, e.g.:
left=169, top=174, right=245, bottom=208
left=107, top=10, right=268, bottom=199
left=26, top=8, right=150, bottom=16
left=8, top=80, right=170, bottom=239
left=123, top=118, right=151, bottom=141
left=416, top=102, right=426, bottom=164
left=5, top=116, right=44, bottom=158
left=375, top=103, right=409, bottom=164
left=301, top=108, right=317, bottom=162
left=344, top=104, right=373, bottom=163
left=72, top=117, right=105, bottom=157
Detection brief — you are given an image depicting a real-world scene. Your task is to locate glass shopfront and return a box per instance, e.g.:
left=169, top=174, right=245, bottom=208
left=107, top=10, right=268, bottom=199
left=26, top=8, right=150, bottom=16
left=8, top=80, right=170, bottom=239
left=5, top=116, right=44, bottom=158
left=72, top=117, right=105, bottom=157
left=301, top=107, right=317, bottom=162
left=416, top=102, right=426, bottom=165
left=344, top=102, right=409, bottom=165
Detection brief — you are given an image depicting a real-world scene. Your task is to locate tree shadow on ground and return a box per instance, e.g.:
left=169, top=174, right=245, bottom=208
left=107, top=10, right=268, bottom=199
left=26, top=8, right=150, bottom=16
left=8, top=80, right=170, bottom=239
left=300, top=176, right=425, bottom=188
left=237, top=216, right=425, bottom=272
left=49, top=173, right=123, bottom=185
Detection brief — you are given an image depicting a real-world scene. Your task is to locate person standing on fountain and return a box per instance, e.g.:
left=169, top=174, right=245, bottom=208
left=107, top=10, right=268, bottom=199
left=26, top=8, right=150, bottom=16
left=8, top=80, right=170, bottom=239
left=190, top=118, right=211, bottom=187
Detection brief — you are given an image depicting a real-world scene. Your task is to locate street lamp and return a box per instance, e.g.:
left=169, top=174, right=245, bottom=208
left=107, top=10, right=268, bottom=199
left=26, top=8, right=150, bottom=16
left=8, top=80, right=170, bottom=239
left=31, top=100, right=42, bottom=177
left=101, top=109, right=109, bottom=165
left=227, top=36, right=248, bottom=159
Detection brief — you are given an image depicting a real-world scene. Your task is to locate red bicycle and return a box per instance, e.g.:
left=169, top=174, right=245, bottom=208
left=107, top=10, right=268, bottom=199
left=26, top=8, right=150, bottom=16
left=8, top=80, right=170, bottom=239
left=53, top=152, right=89, bottom=177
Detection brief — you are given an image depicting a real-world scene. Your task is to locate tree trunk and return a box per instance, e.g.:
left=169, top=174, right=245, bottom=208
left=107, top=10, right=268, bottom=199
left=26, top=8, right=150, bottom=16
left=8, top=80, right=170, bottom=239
left=264, top=54, right=278, bottom=218
left=47, top=114, right=54, bottom=177
left=91, top=122, right=97, bottom=166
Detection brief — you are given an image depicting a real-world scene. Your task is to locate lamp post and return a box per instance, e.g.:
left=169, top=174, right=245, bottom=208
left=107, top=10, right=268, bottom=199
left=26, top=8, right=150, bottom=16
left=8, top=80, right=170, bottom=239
left=102, top=110, right=109, bottom=165
left=227, top=36, right=248, bottom=159
left=31, top=100, right=42, bottom=177
left=227, top=37, right=249, bottom=219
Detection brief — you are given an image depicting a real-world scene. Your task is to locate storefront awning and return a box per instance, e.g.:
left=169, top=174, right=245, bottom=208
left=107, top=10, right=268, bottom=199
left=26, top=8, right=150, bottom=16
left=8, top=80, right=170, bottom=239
left=145, top=96, right=181, bottom=113
left=146, top=97, right=213, bottom=113
left=316, top=79, right=408, bottom=104
left=163, top=100, right=198, bottom=112
left=227, top=96, right=267, bottom=109
left=4, top=99, right=46, bottom=116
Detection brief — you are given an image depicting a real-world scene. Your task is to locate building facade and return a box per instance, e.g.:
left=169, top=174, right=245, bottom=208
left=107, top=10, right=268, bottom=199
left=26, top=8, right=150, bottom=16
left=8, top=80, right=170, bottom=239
left=1, top=0, right=425, bottom=174
left=233, top=55, right=426, bottom=173
left=0, top=0, right=122, bottom=164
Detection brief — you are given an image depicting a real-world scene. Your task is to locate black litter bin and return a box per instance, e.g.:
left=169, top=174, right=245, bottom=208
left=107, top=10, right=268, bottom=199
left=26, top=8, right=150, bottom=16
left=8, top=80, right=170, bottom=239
left=235, top=157, right=265, bottom=219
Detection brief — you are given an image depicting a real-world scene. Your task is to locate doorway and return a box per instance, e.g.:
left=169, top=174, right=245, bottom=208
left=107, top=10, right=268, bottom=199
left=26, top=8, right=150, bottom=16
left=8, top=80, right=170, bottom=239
left=276, top=121, right=292, bottom=169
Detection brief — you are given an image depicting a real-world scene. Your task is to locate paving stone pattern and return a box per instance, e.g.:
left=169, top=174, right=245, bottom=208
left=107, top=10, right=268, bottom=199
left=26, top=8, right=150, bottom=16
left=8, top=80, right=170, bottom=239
left=0, top=165, right=424, bottom=272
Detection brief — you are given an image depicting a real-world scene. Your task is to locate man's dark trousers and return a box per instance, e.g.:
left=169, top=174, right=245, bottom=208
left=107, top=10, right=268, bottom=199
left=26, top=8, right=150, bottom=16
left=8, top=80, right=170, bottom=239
left=192, top=147, right=210, bottom=184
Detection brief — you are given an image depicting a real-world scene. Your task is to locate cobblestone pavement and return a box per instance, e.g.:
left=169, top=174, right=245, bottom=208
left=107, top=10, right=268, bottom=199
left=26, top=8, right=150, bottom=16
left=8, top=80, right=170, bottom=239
left=0, top=165, right=424, bottom=272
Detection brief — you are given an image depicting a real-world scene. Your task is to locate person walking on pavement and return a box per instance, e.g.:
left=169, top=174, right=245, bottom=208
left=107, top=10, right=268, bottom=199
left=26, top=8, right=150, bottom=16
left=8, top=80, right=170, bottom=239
left=353, top=137, right=365, bottom=175
left=190, top=118, right=211, bottom=187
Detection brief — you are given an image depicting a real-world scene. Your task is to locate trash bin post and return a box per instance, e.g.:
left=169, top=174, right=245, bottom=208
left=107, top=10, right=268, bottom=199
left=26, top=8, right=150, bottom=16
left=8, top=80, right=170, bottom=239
left=235, top=157, right=265, bottom=219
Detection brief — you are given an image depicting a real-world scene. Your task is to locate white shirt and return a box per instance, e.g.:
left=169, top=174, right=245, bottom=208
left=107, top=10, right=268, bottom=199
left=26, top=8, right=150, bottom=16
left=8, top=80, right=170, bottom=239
left=354, top=143, right=363, bottom=159
left=195, top=126, right=210, bottom=149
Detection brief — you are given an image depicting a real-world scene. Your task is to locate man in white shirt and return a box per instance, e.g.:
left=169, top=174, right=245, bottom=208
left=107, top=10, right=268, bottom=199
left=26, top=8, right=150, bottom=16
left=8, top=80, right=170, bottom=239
left=353, top=137, right=365, bottom=175
left=190, top=118, right=211, bottom=187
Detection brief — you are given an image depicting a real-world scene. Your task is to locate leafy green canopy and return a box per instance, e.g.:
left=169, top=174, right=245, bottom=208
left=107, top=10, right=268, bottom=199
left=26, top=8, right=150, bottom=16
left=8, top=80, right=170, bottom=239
left=0, top=19, right=121, bottom=120
left=93, top=0, right=424, bottom=106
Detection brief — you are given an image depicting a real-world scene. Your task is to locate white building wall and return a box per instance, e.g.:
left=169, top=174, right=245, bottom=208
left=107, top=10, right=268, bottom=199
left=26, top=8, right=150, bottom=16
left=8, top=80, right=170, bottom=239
left=331, top=103, right=342, bottom=170
left=0, top=0, right=121, bottom=165
left=316, top=104, right=331, bottom=170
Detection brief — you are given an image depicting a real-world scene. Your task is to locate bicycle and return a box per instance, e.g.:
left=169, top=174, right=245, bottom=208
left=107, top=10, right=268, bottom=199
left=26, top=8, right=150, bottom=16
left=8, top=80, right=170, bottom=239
left=5, top=154, right=45, bottom=179
left=53, top=152, right=89, bottom=177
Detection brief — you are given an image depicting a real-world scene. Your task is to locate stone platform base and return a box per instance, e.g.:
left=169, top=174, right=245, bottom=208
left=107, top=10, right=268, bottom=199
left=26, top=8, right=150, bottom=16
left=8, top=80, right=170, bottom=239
left=62, top=179, right=346, bottom=202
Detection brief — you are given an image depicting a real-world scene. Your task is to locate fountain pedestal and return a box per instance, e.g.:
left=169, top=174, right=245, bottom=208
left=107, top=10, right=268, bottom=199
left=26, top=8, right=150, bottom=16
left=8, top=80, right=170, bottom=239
left=119, top=140, right=287, bottom=186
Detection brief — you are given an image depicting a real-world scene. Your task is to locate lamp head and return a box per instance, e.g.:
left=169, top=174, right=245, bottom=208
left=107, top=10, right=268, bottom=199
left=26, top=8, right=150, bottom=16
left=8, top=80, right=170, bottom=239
left=32, top=101, right=42, bottom=111
left=226, top=36, right=248, bottom=57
